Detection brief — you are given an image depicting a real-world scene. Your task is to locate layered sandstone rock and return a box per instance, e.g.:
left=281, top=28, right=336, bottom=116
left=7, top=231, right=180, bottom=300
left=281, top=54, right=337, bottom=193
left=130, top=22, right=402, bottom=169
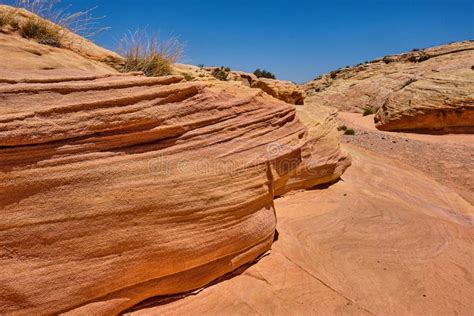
left=251, top=77, right=305, bottom=105
left=0, top=17, right=350, bottom=315
left=375, top=70, right=474, bottom=132
left=303, top=40, right=474, bottom=132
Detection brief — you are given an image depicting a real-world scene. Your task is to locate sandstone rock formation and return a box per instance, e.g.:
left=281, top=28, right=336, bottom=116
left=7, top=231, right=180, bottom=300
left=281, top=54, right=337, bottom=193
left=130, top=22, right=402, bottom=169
left=129, top=144, right=474, bottom=315
left=0, top=31, right=117, bottom=77
left=375, top=70, right=474, bottom=132
left=0, top=9, right=350, bottom=314
left=174, top=64, right=306, bottom=105
left=303, top=40, right=474, bottom=132
left=252, top=77, right=305, bottom=105
left=0, top=5, right=123, bottom=68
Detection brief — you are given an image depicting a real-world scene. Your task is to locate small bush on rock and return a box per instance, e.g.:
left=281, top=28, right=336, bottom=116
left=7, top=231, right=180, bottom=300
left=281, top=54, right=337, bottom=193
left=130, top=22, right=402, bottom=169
left=337, top=125, right=348, bottom=131
left=20, top=18, right=62, bottom=47
left=13, top=0, right=109, bottom=39
left=344, top=128, right=355, bottom=135
left=211, top=66, right=230, bottom=81
left=363, top=107, right=376, bottom=116
left=254, top=68, right=276, bottom=79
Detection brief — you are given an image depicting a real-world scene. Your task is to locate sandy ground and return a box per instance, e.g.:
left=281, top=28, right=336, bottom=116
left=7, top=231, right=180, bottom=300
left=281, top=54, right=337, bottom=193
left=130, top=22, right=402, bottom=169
left=129, top=145, right=473, bottom=315
left=338, top=112, right=474, bottom=204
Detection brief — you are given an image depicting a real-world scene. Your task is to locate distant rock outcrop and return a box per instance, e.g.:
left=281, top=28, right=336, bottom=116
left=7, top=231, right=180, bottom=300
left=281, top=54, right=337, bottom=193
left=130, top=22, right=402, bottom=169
left=303, top=41, right=474, bottom=132
left=374, top=71, right=474, bottom=132
left=174, top=64, right=306, bottom=105
left=252, top=77, right=305, bottom=105
left=0, top=7, right=350, bottom=314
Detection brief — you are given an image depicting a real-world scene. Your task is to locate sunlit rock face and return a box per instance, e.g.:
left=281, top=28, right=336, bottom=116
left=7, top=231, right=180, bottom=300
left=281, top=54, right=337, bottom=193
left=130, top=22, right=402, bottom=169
left=0, top=15, right=350, bottom=313
left=173, top=64, right=306, bottom=105
left=303, top=40, right=474, bottom=133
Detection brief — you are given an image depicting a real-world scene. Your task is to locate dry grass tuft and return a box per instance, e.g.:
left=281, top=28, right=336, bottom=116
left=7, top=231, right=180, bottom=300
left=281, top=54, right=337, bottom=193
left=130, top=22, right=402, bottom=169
left=20, top=17, right=61, bottom=47
left=118, top=30, right=184, bottom=77
left=14, top=0, right=109, bottom=38
left=0, top=11, right=15, bottom=27
left=0, top=0, right=109, bottom=47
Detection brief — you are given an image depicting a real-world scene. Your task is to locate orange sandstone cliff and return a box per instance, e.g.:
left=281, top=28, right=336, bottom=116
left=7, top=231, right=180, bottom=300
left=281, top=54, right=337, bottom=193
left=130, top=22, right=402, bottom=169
left=0, top=5, right=350, bottom=315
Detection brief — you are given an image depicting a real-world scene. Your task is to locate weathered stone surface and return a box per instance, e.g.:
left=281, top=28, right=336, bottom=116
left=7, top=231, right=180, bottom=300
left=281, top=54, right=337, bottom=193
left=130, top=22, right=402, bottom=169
left=251, top=77, right=306, bottom=105
left=129, top=145, right=474, bottom=316
left=0, top=26, right=350, bottom=315
left=374, top=72, right=474, bottom=132
left=303, top=41, right=474, bottom=132
left=0, top=32, right=117, bottom=77
left=0, top=5, right=123, bottom=68
left=174, top=64, right=306, bottom=105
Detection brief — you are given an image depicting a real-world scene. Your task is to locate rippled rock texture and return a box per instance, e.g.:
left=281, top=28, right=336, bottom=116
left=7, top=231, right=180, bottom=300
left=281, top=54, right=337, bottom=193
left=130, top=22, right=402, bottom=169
left=0, top=25, right=350, bottom=315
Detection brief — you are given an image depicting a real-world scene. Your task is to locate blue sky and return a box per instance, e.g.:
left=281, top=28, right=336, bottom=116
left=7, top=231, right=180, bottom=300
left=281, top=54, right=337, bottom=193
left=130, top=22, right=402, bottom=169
left=10, top=0, right=474, bottom=82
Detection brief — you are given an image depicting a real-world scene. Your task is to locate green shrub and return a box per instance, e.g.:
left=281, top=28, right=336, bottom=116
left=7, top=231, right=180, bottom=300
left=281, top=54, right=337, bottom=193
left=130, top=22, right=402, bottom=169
left=363, top=107, right=376, bottom=116
left=337, top=125, right=348, bottom=131
left=211, top=66, right=230, bottom=81
left=344, top=128, right=355, bottom=135
left=20, top=18, right=62, bottom=47
left=254, top=68, right=276, bottom=79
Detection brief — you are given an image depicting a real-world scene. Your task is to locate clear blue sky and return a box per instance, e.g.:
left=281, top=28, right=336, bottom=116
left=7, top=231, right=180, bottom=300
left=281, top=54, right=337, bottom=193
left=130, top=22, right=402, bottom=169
left=12, top=0, right=474, bottom=82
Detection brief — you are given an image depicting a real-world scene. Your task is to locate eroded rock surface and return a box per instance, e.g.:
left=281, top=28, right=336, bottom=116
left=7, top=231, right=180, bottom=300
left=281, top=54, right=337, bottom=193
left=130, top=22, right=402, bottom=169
left=303, top=41, right=474, bottom=132
left=174, top=64, right=306, bottom=105
left=251, top=77, right=305, bottom=105
left=0, top=5, right=123, bottom=69
left=0, top=27, right=350, bottom=315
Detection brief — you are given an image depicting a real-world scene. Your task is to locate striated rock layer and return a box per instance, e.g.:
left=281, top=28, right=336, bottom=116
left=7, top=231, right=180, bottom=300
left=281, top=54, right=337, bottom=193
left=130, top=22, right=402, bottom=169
left=375, top=71, right=474, bottom=132
left=0, top=33, right=350, bottom=315
left=303, top=40, right=474, bottom=132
